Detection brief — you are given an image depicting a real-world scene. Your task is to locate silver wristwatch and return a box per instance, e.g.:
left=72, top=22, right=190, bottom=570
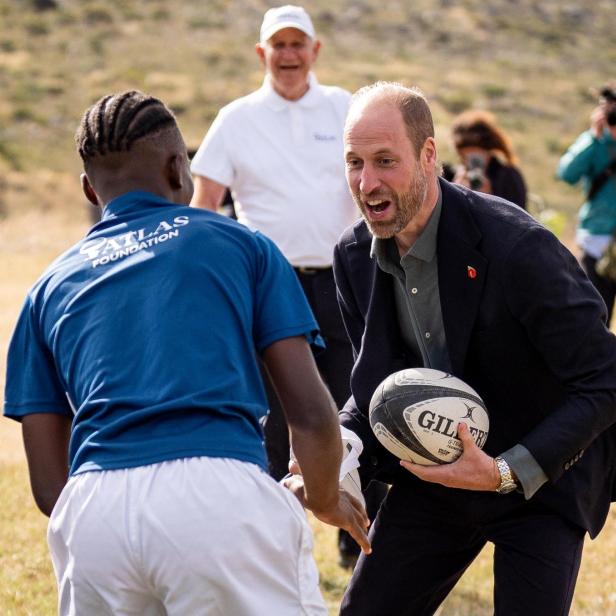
left=495, top=457, right=518, bottom=494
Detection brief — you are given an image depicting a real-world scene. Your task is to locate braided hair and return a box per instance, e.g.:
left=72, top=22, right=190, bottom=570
left=75, top=90, right=177, bottom=164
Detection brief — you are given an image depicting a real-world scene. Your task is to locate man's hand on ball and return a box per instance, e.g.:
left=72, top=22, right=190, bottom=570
left=400, top=422, right=500, bottom=491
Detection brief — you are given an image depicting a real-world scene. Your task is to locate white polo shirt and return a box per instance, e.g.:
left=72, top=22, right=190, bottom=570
left=191, top=73, right=358, bottom=267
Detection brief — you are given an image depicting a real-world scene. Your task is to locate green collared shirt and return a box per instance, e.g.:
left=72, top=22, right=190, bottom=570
left=371, top=188, right=451, bottom=372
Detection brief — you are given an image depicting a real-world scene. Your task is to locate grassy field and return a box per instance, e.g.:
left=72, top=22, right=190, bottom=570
left=1, top=0, right=616, bottom=613
left=1, top=413, right=615, bottom=614
left=0, top=215, right=615, bottom=615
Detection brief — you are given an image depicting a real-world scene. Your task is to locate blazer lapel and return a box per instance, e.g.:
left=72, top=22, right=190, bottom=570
left=437, top=180, right=487, bottom=375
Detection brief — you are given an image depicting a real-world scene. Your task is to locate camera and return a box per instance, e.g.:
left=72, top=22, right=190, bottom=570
left=606, top=106, right=616, bottom=127
left=466, top=153, right=486, bottom=190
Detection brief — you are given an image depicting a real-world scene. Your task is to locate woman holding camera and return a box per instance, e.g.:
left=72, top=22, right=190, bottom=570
left=558, top=83, right=616, bottom=325
left=450, top=109, right=528, bottom=209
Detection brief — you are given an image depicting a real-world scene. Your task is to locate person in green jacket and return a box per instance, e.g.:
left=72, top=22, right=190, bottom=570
left=558, top=83, right=616, bottom=323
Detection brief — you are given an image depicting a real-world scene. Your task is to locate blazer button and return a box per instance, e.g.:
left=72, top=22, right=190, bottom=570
left=370, top=455, right=379, bottom=466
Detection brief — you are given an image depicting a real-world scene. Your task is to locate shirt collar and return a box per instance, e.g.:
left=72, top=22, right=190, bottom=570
left=101, top=191, right=172, bottom=221
left=370, top=183, right=443, bottom=266
left=259, top=72, right=322, bottom=111
left=406, top=186, right=442, bottom=263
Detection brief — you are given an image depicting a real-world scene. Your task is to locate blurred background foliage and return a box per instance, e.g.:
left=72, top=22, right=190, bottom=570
left=0, top=0, right=614, bottom=231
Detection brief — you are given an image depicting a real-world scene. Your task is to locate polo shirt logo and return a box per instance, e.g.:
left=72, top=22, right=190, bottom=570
left=313, top=132, right=336, bottom=141
left=80, top=215, right=189, bottom=268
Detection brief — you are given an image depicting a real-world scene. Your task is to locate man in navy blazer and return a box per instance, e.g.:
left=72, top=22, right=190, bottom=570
left=334, top=82, right=616, bottom=615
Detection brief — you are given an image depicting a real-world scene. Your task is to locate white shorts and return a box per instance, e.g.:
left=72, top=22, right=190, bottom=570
left=48, top=457, right=327, bottom=616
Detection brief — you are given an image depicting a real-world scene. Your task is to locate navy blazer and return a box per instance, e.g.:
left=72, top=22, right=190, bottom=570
left=334, top=178, right=616, bottom=537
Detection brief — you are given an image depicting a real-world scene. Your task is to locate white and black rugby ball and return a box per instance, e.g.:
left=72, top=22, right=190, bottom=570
left=369, top=368, right=489, bottom=465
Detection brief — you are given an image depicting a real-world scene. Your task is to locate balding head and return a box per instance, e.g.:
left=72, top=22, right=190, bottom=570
left=75, top=91, right=193, bottom=207
left=346, top=82, right=434, bottom=159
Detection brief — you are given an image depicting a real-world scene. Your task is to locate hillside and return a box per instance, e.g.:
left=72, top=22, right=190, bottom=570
left=1, top=4, right=616, bottom=614
left=0, top=0, right=615, bottom=223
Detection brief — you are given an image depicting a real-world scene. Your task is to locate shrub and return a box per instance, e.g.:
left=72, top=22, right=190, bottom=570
left=83, top=5, right=114, bottom=25
left=23, top=16, right=49, bottom=36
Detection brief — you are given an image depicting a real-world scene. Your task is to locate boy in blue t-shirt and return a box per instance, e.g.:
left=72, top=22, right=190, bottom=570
left=4, top=90, right=370, bottom=615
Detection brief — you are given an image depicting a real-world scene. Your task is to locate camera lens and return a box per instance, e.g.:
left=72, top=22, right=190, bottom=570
left=606, top=107, right=616, bottom=127
left=469, top=174, right=483, bottom=190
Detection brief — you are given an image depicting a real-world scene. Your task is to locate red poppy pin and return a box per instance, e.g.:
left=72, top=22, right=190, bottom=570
left=467, top=266, right=477, bottom=279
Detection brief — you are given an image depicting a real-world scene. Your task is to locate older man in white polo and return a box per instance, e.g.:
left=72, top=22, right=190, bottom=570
left=191, top=5, right=386, bottom=568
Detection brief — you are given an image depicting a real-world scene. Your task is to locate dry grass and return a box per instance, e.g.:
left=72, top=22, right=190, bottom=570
left=1, top=126, right=615, bottom=616
left=1, top=416, right=615, bottom=616
left=1, top=205, right=616, bottom=615
left=0, top=457, right=56, bottom=615
left=1, top=0, right=616, bottom=612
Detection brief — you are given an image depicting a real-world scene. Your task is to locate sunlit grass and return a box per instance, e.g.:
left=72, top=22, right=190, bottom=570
left=1, top=1, right=616, bottom=612
left=0, top=457, right=56, bottom=615
left=2, top=414, right=613, bottom=616
left=1, top=187, right=615, bottom=616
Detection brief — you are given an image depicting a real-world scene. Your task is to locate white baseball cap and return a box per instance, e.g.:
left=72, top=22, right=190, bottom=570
left=259, top=5, right=315, bottom=43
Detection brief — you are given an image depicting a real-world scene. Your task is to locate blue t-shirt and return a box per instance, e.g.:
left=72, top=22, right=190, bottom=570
left=4, top=191, right=322, bottom=476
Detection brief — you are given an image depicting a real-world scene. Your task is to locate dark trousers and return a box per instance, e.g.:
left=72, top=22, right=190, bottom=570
left=341, top=483, right=585, bottom=616
left=582, top=253, right=616, bottom=325
left=293, top=267, right=356, bottom=407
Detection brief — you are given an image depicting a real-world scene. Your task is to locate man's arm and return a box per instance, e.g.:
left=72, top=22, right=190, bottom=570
left=262, top=336, right=371, bottom=554
left=501, top=228, right=616, bottom=479
left=405, top=226, right=616, bottom=492
left=22, top=413, right=72, bottom=516
left=190, top=175, right=227, bottom=211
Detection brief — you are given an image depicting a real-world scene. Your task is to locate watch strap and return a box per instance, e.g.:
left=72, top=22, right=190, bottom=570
left=495, top=456, right=518, bottom=494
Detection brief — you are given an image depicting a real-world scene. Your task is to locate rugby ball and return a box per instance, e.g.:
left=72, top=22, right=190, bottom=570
left=368, top=368, right=489, bottom=465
